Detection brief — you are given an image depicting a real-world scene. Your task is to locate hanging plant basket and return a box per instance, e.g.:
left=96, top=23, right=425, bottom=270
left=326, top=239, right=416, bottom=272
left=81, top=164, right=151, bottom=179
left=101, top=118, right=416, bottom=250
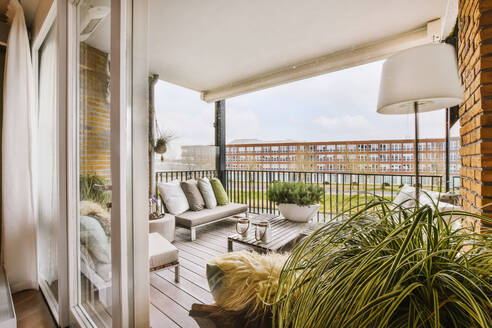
left=154, top=138, right=167, bottom=154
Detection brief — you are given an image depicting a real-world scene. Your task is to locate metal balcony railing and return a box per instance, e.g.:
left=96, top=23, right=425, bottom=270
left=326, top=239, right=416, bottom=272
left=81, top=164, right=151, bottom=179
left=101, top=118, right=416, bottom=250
left=156, top=169, right=460, bottom=222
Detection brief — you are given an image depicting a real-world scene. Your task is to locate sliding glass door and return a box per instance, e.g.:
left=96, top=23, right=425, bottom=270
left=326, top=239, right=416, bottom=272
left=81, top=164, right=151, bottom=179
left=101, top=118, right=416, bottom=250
left=36, top=19, right=59, bottom=321
left=48, top=0, right=150, bottom=326
left=73, top=0, right=113, bottom=326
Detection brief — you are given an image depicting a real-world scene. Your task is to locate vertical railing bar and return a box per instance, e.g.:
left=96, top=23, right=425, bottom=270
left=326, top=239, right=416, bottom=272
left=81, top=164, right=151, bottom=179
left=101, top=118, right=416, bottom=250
left=341, top=173, right=345, bottom=214
left=365, top=174, right=368, bottom=205
left=322, top=173, right=326, bottom=222
left=391, top=175, right=394, bottom=200
left=335, top=173, right=339, bottom=215
left=248, top=171, right=251, bottom=211
left=316, top=172, right=320, bottom=222
left=260, top=171, right=264, bottom=214
left=357, top=174, right=360, bottom=211
left=349, top=173, right=352, bottom=214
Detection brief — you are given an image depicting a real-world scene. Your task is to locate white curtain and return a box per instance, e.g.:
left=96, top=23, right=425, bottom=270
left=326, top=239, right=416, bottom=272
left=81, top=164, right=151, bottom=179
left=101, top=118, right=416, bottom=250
left=37, top=25, right=58, bottom=286
left=1, top=0, right=37, bottom=292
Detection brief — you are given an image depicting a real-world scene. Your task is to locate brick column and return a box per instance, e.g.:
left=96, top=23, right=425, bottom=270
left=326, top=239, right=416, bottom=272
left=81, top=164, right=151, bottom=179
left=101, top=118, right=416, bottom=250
left=458, top=0, right=492, bottom=231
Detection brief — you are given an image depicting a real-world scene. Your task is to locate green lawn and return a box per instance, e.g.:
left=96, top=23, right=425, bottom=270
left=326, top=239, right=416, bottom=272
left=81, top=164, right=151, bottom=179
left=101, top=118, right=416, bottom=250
left=228, top=190, right=395, bottom=216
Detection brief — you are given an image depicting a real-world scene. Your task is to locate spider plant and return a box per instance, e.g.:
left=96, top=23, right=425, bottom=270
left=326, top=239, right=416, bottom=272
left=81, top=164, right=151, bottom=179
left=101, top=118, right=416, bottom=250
left=272, top=199, right=492, bottom=328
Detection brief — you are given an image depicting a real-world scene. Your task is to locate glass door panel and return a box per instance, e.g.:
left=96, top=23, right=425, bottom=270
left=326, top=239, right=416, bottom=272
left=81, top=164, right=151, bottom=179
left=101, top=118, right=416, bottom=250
left=37, top=22, right=59, bottom=316
left=76, top=0, right=112, bottom=326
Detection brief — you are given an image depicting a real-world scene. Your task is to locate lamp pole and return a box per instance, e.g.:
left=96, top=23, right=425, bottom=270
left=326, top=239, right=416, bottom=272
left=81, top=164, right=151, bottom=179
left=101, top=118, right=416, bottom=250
left=414, top=101, right=420, bottom=204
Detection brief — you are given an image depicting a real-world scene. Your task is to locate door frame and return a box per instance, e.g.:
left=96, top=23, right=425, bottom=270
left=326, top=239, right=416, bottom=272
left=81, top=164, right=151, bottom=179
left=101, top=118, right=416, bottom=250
left=56, top=0, right=150, bottom=326
left=31, top=2, right=61, bottom=325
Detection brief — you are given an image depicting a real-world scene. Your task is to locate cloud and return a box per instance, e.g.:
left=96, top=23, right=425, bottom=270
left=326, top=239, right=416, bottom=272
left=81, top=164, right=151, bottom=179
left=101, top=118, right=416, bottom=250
left=315, top=114, right=373, bottom=130
left=313, top=114, right=383, bottom=140
left=226, top=107, right=260, bottom=142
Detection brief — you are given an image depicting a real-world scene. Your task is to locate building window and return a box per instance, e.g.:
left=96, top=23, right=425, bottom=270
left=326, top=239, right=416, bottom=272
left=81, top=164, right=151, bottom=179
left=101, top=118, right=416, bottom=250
left=348, top=154, right=356, bottom=161
left=369, top=154, right=378, bottom=162
left=337, top=155, right=345, bottom=162
left=272, top=155, right=278, bottom=162
left=403, top=143, right=413, bottom=151
left=347, top=144, right=356, bottom=152
left=358, top=144, right=368, bottom=152
left=326, top=145, right=335, bottom=152
left=359, top=154, right=367, bottom=161
left=391, top=164, right=401, bottom=172
left=391, top=153, right=401, bottom=161
left=238, top=147, right=245, bottom=153
left=380, top=154, right=389, bottom=162
left=381, top=164, right=390, bottom=172
left=337, top=144, right=346, bottom=152
left=369, top=144, right=378, bottom=152
left=280, top=155, right=288, bottom=162
left=391, top=143, right=402, bottom=151
left=262, top=146, right=270, bottom=153
left=418, top=142, right=426, bottom=151
left=402, top=164, right=413, bottom=172
left=271, top=146, right=279, bottom=153
left=318, top=155, right=325, bottom=161
left=403, top=153, right=413, bottom=162
left=316, top=145, right=325, bottom=152
left=308, top=145, right=316, bottom=152
left=380, top=143, right=390, bottom=152
left=326, top=155, right=335, bottom=162
left=280, top=145, right=288, bottom=153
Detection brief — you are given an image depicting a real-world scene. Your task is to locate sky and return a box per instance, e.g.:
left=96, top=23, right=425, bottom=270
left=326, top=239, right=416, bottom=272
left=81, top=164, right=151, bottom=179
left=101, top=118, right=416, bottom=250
left=154, top=60, right=459, bottom=159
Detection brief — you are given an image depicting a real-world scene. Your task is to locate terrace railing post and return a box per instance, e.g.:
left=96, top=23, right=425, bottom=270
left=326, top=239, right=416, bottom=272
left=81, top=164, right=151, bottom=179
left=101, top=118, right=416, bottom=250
left=215, top=99, right=227, bottom=190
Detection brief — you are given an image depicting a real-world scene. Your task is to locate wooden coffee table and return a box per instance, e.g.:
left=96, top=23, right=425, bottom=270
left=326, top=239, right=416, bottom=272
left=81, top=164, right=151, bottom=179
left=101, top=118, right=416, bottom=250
left=227, top=213, right=311, bottom=253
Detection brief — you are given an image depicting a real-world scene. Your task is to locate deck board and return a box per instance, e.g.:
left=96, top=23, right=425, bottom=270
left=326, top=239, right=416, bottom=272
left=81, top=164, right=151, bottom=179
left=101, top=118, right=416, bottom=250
left=150, top=219, right=249, bottom=328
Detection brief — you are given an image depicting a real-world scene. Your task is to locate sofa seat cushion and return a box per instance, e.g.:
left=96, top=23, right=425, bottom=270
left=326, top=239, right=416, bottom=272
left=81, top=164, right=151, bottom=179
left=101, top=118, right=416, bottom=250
left=149, top=232, right=179, bottom=270
left=176, top=203, right=248, bottom=228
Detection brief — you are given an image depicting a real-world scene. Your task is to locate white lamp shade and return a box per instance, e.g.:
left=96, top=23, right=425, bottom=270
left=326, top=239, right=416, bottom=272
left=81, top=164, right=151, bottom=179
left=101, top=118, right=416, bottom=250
left=377, top=43, right=463, bottom=114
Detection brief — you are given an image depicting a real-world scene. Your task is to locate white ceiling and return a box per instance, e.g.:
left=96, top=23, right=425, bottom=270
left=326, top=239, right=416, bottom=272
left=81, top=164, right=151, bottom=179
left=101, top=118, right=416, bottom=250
left=149, top=0, right=451, bottom=96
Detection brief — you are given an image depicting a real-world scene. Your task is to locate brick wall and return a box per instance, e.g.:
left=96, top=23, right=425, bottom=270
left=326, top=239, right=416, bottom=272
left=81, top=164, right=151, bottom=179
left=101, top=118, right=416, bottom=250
left=79, top=42, right=111, bottom=182
left=458, top=0, right=492, bottom=230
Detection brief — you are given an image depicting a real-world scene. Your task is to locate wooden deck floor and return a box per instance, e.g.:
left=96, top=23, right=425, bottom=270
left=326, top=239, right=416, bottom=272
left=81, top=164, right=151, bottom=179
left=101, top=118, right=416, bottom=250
left=149, top=218, right=250, bottom=328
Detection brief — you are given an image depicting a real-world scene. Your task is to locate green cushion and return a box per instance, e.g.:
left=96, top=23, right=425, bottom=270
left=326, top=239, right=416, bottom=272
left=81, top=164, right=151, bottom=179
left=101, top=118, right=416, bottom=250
left=197, top=177, right=217, bottom=209
left=210, top=178, right=229, bottom=205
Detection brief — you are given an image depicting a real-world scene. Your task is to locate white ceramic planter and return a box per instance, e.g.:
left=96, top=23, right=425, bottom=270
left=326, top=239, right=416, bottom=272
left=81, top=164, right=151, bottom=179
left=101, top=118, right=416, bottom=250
left=278, top=203, right=320, bottom=222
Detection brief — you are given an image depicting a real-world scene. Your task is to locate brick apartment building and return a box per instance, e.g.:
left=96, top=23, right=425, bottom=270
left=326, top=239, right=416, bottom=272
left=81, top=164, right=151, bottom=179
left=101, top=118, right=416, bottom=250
left=226, top=138, right=460, bottom=176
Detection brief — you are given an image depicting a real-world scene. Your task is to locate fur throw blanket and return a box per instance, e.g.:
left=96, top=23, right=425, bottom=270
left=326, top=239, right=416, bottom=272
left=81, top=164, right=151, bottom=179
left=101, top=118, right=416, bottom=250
left=80, top=200, right=111, bottom=236
left=208, top=251, right=288, bottom=316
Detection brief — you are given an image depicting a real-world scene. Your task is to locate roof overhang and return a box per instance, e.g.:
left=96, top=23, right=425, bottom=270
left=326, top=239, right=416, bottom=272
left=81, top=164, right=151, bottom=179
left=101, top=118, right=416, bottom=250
left=147, top=0, right=457, bottom=102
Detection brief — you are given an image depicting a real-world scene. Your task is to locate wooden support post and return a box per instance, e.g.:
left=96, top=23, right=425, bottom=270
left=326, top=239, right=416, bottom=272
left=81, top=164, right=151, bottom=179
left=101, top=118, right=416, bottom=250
left=215, top=100, right=226, bottom=190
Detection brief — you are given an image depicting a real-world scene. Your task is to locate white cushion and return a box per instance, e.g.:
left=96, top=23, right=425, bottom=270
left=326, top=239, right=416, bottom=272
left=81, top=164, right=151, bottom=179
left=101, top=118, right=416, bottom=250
left=157, top=180, right=190, bottom=215
left=80, top=215, right=111, bottom=263
left=149, top=232, right=179, bottom=269
left=392, top=184, right=417, bottom=208
left=197, top=177, right=217, bottom=209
